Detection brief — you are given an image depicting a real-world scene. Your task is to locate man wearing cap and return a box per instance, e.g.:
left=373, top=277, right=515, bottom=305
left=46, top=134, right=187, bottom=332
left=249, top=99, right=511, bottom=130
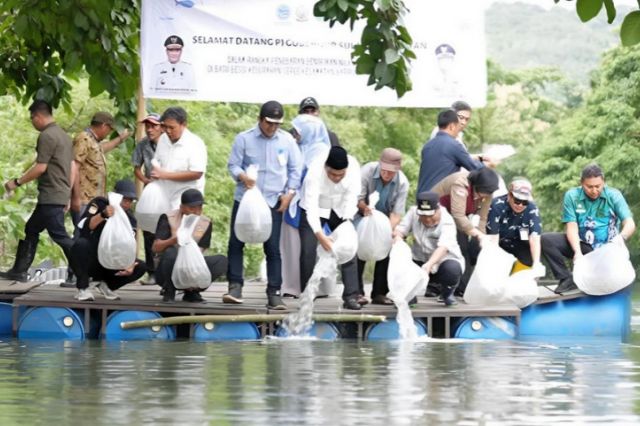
left=432, top=167, right=499, bottom=295
left=1, top=100, right=75, bottom=282
left=71, top=111, right=131, bottom=223
left=394, top=191, right=465, bottom=306
left=355, top=147, right=409, bottom=305
left=68, top=179, right=147, bottom=301
left=486, top=178, right=543, bottom=269
left=132, top=113, right=164, bottom=285
left=541, top=164, right=635, bottom=294
left=151, top=35, right=196, bottom=94
left=224, top=100, right=302, bottom=309
left=296, top=96, right=341, bottom=147
left=151, top=106, right=207, bottom=210
left=298, top=145, right=362, bottom=310
left=153, top=189, right=228, bottom=303
left=418, top=109, right=484, bottom=195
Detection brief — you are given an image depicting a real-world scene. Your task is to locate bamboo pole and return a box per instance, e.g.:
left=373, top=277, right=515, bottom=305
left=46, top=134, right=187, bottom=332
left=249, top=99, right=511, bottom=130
left=120, top=314, right=387, bottom=330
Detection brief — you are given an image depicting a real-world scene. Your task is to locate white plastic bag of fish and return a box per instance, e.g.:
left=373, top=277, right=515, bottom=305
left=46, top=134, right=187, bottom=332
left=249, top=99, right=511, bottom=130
left=98, top=192, right=137, bottom=270
left=573, top=237, right=635, bottom=295
left=171, top=214, right=211, bottom=290
left=234, top=165, right=272, bottom=243
left=135, top=180, right=170, bottom=233
left=387, top=240, right=429, bottom=303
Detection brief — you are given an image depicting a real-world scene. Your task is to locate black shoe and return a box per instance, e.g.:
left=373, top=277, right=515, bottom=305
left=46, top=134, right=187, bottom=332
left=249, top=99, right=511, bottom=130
left=222, top=282, right=243, bottom=304
left=371, top=295, right=394, bottom=305
left=442, top=294, right=458, bottom=306
left=408, top=296, right=418, bottom=307
left=282, top=293, right=299, bottom=299
left=162, top=286, right=175, bottom=303
left=182, top=290, right=205, bottom=303
left=267, top=293, right=287, bottom=310
left=343, top=298, right=362, bottom=310
left=440, top=286, right=458, bottom=306
left=554, top=277, right=577, bottom=294
left=424, top=284, right=440, bottom=298
left=0, top=270, right=28, bottom=282
left=0, top=239, right=37, bottom=283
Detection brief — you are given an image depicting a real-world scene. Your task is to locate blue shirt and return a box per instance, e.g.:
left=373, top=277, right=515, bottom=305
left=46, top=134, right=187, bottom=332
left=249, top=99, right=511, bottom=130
left=562, top=186, right=632, bottom=248
left=417, top=131, right=483, bottom=193
left=486, top=195, right=542, bottom=249
left=228, top=126, right=302, bottom=208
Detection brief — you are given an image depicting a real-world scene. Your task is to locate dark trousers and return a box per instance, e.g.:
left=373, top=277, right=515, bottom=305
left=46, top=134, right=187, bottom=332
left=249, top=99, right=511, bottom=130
left=457, top=229, right=480, bottom=293
left=500, top=240, right=533, bottom=266
left=226, top=200, right=283, bottom=293
left=298, top=209, right=359, bottom=301
left=413, top=259, right=462, bottom=292
left=357, top=256, right=390, bottom=297
left=157, top=246, right=228, bottom=292
left=143, top=230, right=156, bottom=275
left=69, top=237, right=147, bottom=290
left=541, top=232, right=593, bottom=280
left=25, top=203, right=74, bottom=258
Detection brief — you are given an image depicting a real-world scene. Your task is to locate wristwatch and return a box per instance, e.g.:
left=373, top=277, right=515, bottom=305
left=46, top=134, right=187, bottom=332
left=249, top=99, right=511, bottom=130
left=13, top=178, right=21, bottom=187
left=287, top=188, right=296, bottom=195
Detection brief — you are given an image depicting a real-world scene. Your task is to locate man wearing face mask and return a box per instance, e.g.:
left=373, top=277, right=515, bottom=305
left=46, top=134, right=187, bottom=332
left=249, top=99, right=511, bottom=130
left=486, top=178, right=543, bottom=272
left=394, top=191, right=464, bottom=306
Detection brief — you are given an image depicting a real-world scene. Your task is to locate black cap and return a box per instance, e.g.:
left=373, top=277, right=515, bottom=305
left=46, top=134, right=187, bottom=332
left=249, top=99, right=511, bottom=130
left=325, top=146, right=349, bottom=170
left=468, top=168, right=499, bottom=194
left=259, top=100, right=284, bottom=124
left=164, top=35, right=184, bottom=47
left=114, top=179, right=137, bottom=200
left=416, top=191, right=440, bottom=216
left=181, top=188, right=204, bottom=207
left=299, top=96, right=319, bottom=113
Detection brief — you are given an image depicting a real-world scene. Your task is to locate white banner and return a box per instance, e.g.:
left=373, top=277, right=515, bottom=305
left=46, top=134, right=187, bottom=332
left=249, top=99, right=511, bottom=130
left=141, top=0, right=486, bottom=108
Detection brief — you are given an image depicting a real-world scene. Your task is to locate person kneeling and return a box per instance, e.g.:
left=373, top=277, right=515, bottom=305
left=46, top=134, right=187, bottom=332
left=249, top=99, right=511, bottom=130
left=153, top=189, right=228, bottom=303
left=70, top=180, right=147, bottom=301
left=394, top=191, right=465, bottom=306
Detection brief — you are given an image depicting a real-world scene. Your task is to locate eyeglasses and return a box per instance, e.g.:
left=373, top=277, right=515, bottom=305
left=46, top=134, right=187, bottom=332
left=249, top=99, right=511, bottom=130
left=511, top=194, right=528, bottom=206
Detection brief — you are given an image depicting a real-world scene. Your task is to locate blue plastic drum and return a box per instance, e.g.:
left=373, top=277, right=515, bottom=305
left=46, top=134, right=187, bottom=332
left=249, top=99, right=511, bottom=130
left=193, top=322, right=261, bottom=341
left=454, top=317, right=517, bottom=340
left=18, top=307, right=85, bottom=340
left=103, top=311, right=175, bottom=341
left=366, top=319, right=428, bottom=341
left=0, top=302, right=14, bottom=336
left=275, top=322, right=341, bottom=340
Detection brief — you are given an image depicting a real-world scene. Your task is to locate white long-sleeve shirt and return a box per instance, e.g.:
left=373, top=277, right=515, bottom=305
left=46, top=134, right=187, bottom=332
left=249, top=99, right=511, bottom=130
left=299, top=154, right=360, bottom=234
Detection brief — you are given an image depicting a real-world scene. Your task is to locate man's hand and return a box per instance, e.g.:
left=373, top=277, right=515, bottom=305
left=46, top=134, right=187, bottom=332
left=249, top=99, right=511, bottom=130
left=317, top=232, right=333, bottom=253
left=115, top=261, right=138, bottom=276
left=118, top=129, right=131, bottom=143
left=277, top=192, right=294, bottom=213
left=150, top=164, right=167, bottom=180
left=103, top=205, right=115, bottom=218
left=4, top=179, right=18, bottom=192
left=239, top=173, right=256, bottom=189
left=421, top=262, right=434, bottom=275
left=573, top=250, right=583, bottom=262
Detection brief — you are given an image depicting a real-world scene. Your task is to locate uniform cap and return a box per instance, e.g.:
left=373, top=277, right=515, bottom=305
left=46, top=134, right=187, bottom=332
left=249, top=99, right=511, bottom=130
left=140, top=113, right=161, bottom=125
left=164, top=35, right=184, bottom=47
left=510, top=178, right=533, bottom=201
left=416, top=191, right=440, bottom=216
left=114, top=179, right=137, bottom=200
left=435, top=43, right=456, bottom=57
left=299, top=96, right=319, bottom=113
left=260, top=100, right=284, bottom=124
left=181, top=188, right=204, bottom=207
left=92, top=111, right=114, bottom=127
left=379, top=148, right=402, bottom=172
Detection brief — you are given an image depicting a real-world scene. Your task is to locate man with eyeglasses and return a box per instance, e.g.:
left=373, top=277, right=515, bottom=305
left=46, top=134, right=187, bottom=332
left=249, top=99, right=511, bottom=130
left=486, top=178, right=543, bottom=271
left=151, top=35, right=196, bottom=94
left=131, top=113, right=164, bottom=285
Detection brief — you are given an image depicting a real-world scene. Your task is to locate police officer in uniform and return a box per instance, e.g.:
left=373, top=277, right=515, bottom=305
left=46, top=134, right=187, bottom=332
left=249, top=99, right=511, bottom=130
left=151, top=35, right=196, bottom=93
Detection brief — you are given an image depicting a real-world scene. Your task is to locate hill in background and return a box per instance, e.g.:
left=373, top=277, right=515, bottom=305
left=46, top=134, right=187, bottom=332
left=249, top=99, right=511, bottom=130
left=485, top=2, right=628, bottom=84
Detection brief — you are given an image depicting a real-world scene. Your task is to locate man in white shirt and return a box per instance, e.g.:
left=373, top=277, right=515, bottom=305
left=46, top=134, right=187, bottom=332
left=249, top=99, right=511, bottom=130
left=151, top=107, right=207, bottom=210
left=394, top=191, right=465, bottom=306
left=298, top=146, right=362, bottom=310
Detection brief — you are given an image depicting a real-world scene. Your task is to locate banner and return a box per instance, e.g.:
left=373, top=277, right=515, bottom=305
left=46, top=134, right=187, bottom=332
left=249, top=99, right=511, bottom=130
left=141, top=0, right=486, bottom=108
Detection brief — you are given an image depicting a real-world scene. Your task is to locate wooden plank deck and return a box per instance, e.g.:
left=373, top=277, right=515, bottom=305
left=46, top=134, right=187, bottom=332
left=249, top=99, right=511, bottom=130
left=7, top=279, right=527, bottom=338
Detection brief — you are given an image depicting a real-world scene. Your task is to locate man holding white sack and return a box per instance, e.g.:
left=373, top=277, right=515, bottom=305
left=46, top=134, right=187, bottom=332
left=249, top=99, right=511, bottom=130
left=224, top=101, right=302, bottom=309
left=394, top=192, right=465, bottom=306
left=153, top=189, right=227, bottom=303
left=298, top=146, right=362, bottom=311
left=355, top=147, right=409, bottom=306
left=541, top=164, right=635, bottom=294
left=69, top=180, right=147, bottom=301
left=151, top=107, right=207, bottom=210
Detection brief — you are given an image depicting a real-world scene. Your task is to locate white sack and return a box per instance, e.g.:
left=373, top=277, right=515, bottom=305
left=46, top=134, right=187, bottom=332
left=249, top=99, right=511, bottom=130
left=98, top=192, right=137, bottom=270
left=171, top=214, right=211, bottom=290
left=135, top=181, right=170, bottom=232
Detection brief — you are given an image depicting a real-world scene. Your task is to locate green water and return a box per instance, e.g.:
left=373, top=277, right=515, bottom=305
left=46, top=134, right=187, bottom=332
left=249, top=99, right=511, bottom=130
left=0, top=298, right=639, bottom=424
